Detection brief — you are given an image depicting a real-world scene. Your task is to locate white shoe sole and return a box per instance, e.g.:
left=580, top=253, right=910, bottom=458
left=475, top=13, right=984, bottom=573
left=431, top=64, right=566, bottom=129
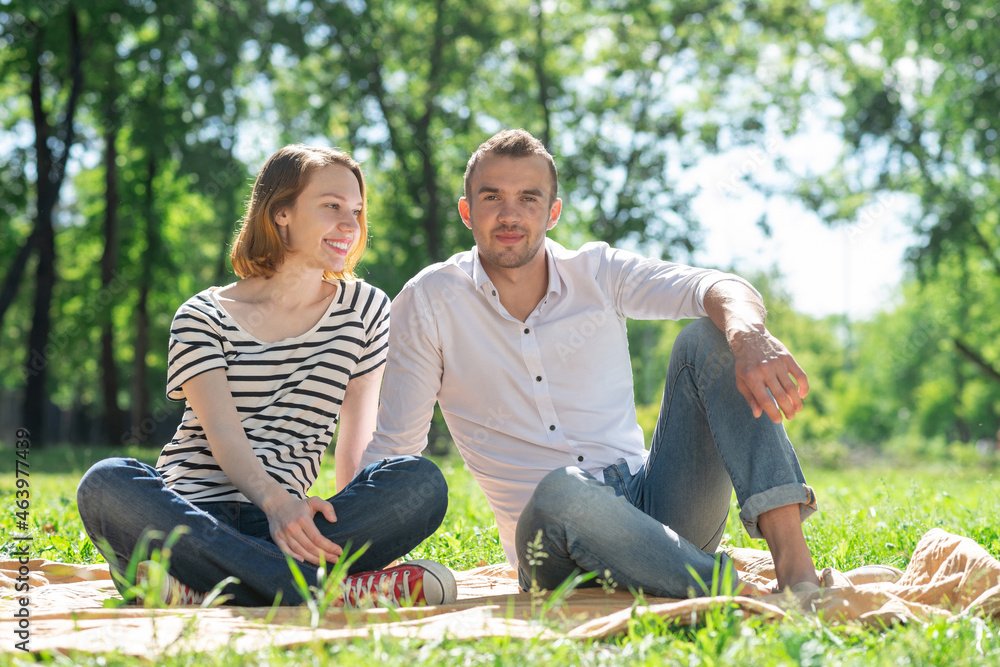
left=406, top=559, right=458, bottom=605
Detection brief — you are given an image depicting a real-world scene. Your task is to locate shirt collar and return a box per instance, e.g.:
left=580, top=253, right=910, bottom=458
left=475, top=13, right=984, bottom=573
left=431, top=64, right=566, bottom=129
left=470, top=245, right=491, bottom=290
left=542, top=238, right=563, bottom=300
left=470, top=238, right=565, bottom=299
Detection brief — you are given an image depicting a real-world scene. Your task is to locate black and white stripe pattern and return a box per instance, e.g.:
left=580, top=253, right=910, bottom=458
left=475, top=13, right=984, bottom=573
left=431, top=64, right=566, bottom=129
left=156, top=280, right=389, bottom=502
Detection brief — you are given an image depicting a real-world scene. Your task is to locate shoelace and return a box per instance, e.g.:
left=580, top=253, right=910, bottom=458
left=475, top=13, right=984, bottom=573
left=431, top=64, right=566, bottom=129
left=169, top=579, right=206, bottom=605
left=345, top=569, right=412, bottom=604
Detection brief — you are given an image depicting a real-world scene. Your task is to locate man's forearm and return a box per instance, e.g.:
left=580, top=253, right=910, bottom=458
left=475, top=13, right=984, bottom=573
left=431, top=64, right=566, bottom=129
left=704, top=279, right=767, bottom=348
left=703, top=277, right=809, bottom=422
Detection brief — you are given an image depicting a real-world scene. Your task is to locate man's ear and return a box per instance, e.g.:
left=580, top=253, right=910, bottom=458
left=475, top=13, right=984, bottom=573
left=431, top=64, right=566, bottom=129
left=547, top=198, right=562, bottom=231
left=458, top=198, right=472, bottom=230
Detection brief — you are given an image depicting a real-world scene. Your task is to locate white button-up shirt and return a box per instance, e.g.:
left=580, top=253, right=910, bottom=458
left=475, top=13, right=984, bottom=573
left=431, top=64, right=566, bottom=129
left=360, top=238, right=753, bottom=566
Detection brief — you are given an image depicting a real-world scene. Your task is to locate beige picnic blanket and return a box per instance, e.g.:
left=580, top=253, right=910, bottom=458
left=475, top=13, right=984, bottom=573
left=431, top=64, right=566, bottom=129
left=2, top=528, right=998, bottom=657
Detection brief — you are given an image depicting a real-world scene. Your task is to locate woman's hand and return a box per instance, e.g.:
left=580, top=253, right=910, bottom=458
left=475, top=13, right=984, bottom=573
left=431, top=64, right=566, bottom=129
left=264, top=493, right=343, bottom=566
left=181, top=370, right=345, bottom=566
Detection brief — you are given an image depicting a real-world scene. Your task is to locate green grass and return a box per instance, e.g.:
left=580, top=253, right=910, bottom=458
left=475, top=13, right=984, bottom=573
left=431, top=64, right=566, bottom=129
left=2, top=444, right=999, bottom=665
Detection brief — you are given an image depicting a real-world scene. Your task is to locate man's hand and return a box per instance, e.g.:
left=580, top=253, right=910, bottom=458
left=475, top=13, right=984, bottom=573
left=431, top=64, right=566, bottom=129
left=730, top=326, right=809, bottom=423
left=264, top=495, right=343, bottom=565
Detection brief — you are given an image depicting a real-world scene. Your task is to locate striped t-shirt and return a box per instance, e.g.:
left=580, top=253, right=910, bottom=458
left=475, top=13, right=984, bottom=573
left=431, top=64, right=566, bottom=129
left=156, top=279, right=389, bottom=503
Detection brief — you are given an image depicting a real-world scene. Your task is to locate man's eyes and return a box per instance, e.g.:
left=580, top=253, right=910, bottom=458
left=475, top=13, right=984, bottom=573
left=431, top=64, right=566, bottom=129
left=482, top=195, right=539, bottom=202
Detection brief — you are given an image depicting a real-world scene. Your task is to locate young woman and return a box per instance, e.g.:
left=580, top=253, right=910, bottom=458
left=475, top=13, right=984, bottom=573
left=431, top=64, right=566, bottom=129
left=77, top=145, right=453, bottom=606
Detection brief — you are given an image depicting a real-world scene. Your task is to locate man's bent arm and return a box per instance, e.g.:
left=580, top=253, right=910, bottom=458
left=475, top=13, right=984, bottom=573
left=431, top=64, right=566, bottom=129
left=704, top=279, right=809, bottom=424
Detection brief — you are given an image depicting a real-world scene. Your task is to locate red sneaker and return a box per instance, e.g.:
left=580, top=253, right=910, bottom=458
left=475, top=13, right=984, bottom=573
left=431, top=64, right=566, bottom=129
left=339, top=559, right=457, bottom=608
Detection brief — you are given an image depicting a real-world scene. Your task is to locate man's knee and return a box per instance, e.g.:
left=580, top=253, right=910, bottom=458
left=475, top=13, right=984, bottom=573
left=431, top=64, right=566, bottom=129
left=672, top=318, right=735, bottom=386
left=674, top=317, right=726, bottom=354
left=521, top=467, right=595, bottom=529
left=516, top=467, right=610, bottom=571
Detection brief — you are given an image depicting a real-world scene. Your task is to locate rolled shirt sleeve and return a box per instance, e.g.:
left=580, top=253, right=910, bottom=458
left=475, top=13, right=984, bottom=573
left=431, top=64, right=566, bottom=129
left=598, top=243, right=760, bottom=321
left=165, top=302, right=229, bottom=402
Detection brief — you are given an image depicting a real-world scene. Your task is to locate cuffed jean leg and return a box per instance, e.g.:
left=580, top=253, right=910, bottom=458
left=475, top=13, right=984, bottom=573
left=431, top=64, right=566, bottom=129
left=514, top=467, right=736, bottom=598
left=641, top=318, right=817, bottom=547
left=76, top=456, right=447, bottom=606
left=511, top=320, right=816, bottom=599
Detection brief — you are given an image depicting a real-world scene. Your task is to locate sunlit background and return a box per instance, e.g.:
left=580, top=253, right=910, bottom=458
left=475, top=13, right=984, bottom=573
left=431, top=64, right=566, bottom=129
left=1, top=0, right=997, bottom=453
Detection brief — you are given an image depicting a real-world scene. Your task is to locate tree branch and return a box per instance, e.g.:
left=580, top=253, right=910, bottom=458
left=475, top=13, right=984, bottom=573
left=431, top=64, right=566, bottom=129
left=52, top=9, right=84, bottom=189
left=0, top=231, right=39, bottom=327
left=954, top=338, right=1000, bottom=385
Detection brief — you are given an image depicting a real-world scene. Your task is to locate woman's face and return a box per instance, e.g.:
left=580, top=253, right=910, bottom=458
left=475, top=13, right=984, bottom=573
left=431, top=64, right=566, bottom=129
left=275, top=164, right=363, bottom=274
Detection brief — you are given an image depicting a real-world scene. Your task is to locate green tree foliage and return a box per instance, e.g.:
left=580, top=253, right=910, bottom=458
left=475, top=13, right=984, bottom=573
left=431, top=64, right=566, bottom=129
left=0, top=0, right=265, bottom=444
left=806, top=1, right=1000, bottom=267
left=265, top=0, right=830, bottom=294
left=0, top=1, right=84, bottom=443
left=796, top=0, right=1000, bottom=446
left=838, top=259, right=1000, bottom=445
left=2, top=0, right=838, bottom=445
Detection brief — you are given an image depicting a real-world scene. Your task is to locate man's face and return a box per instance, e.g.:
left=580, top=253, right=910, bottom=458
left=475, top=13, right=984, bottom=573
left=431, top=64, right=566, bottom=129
left=459, top=154, right=562, bottom=273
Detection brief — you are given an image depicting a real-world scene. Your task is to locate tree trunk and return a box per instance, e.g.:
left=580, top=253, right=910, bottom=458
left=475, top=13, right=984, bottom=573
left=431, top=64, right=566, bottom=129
left=0, top=231, right=39, bottom=327
left=23, top=10, right=83, bottom=444
left=131, top=283, right=151, bottom=445
left=531, top=1, right=552, bottom=147
left=24, top=210, right=56, bottom=443
left=100, top=122, right=123, bottom=441
left=413, top=0, right=447, bottom=263
left=130, top=154, right=157, bottom=445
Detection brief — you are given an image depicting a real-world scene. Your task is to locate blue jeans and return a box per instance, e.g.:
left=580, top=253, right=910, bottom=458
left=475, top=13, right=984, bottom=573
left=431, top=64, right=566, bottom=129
left=77, top=455, right=448, bottom=606
left=515, top=318, right=817, bottom=597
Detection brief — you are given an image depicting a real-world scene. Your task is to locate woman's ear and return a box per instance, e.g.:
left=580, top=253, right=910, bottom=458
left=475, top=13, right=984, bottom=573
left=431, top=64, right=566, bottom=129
left=274, top=208, right=290, bottom=228
left=272, top=208, right=291, bottom=245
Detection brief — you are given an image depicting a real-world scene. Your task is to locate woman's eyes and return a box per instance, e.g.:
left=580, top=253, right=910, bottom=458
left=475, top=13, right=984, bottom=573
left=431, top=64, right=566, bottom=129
left=325, top=203, right=361, bottom=215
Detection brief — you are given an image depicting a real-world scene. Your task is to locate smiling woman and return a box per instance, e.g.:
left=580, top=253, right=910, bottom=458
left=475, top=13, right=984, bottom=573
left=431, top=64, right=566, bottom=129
left=74, top=144, right=455, bottom=608
left=231, top=145, right=369, bottom=282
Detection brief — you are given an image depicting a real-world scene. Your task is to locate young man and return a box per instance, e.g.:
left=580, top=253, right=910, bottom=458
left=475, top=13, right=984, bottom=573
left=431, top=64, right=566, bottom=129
left=361, top=129, right=820, bottom=597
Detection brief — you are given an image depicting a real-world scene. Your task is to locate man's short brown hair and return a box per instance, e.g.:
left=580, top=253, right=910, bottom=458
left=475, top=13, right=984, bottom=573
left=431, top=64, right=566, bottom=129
left=463, top=129, right=558, bottom=203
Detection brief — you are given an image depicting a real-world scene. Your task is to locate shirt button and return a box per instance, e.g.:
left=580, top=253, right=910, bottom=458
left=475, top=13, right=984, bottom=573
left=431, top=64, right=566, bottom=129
left=549, top=425, right=555, bottom=431
left=535, top=376, right=542, bottom=382
left=524, top=328, right=530, bottom=334
left=492, top=289, right=497, bottom=296
left=577, top=456, right=584, bottom=462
